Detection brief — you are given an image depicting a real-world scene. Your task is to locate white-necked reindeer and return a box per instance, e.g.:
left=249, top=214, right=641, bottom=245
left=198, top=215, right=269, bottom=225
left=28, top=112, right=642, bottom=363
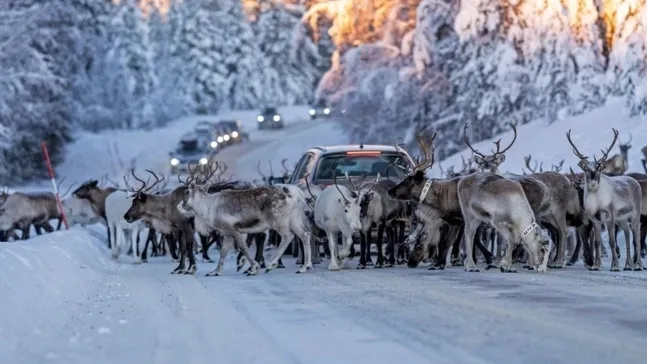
left=566, top=129, right=643, bottom=271
left=178, top=166, right=313, bottom=276
left=313, top=172, right=363, bottom=271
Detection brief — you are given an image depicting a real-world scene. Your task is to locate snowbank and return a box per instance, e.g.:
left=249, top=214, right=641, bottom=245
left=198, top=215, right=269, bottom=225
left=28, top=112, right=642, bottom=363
left=435, top=99, right=647, bottom=177
left=0, top=227, right=121, bottom=359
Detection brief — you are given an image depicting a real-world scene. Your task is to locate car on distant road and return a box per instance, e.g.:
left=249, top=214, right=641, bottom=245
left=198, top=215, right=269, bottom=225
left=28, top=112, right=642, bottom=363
left=169, top=132, right=213, bottom=174
left=216, top=119, right=249, bottom=144
left=308, top=102, right=332, bottom=120
left=257, top=106, right=284, bottom=130
left=287, top=144, right=416, bottom=189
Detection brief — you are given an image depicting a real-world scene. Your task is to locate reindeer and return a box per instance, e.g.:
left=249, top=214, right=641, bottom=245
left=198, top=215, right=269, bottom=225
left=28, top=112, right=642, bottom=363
left=178, top=165, right=312, bottom=276
left=122, top=169, right=199, bottom=274
left=602, top=133, right=631, bottom=176
left=566, top=128, right=643, bottom=271
left=0, top=190, right=65, bottom=240
left=387, top=134, right=496, bottom=270
left=72, top=177, right=118, bottom=247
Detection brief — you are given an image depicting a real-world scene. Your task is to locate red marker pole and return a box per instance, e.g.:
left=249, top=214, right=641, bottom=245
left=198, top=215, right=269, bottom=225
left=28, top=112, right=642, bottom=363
left=42, top=142, right=69, bottom=230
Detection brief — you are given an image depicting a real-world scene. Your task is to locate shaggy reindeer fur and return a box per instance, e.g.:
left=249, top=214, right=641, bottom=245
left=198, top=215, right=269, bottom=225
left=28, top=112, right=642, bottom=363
left=72, top=180, right=117, bottom=246
left=567, top=128, right=643, bottom=271
left=0, top=192, right=62, bottom=239
left=62, top=196, right=102, bottom=227
left=123, top=175, right=198, bottom=274
left=313, top=174, right=362, bottom=271
left=105, top=190, right=146, bottom=263
left=179, top=181, right=312, bottom=276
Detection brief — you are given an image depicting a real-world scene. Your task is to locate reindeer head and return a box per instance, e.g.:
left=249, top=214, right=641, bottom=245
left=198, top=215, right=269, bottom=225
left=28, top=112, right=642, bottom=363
left=72, top=179, right=99, bottom=199
left=177, top=160, right=219, bottom=214
left=123, top=169, right=167, bottom=223
left=387, top=133, right=436, bottom=201
left=464, top=123, right=517, bottom=173
left=619, top=133, right=632, bottom=156
left=333, top=171, right=364, bottom=231
left=357, top=176, right=381, bottom=219
left=566, top=128, right=619, bottom=192
left=0, top=186, right=10, bottom=206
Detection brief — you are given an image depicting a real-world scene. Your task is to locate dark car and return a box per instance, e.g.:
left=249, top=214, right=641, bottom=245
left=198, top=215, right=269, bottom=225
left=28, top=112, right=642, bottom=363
left=288, top=144, right=415, bottom=189
left=169, top=132, right=213, bottom=174
left=216, top=119, right=249, bottom=144
left=257, top=106, right=283, bottom=130
left=308, top=102, right=332, bottom=120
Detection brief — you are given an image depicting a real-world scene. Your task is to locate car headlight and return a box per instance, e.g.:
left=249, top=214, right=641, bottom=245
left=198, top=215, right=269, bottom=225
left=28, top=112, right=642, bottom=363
left=309, top=109, right=315, bottom=115
left=217, top=136, right=224, bottom=143
left=273, top=115, right=280, bottom=121
left=170, top=158, right=179, bottom=166
left=223, top=134, right=230, bottom=141
left=341, top=109, right=346, bottom=114
left=231, top=131, right=239, bottom=138
left=257, top=115, right=264, bottom=122
left=324, top=108, right=330, bottom=114
left=199, top=157, right=208, bottom=165
left=210, top=141, right=218, bottom=148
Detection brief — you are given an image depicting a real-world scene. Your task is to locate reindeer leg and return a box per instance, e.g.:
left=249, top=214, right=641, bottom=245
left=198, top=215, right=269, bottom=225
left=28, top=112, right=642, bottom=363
left=200, top=233, right=214, bottom=263
left=358, top=231, right=368, bottom=269
left=567, top=229, right=582, bottom=266
left=255, top=233, right=266, bottom=268
left=386, top=225, right=396, bottom=267
left=450, top=227, right=464, bottom=266
left=463, top=219, right=480, bottom=272
left=375, top=223, right=385, bottom=267
left=183, top=225, right=197, bottom=275
left=474, top=233, right=495, bottom=269
left=632, top=214, right=644, bottom=271
left=237, top=234, right=254, bottom=271
left=141, top=230, right=150, bottom=263
left=33, top=223, right=43, bottom=236
left=168, top=232, right=179, bottom=261
left=591, top=222, right=603, bottom=270
left=642, top=159, right=647, bottom=173
left=640, top=218, right=647, bottom=258
left=607, top=219, right=621, bottom=271
left=207, top=238, right=231, bottom=276
left=171, top=230, right=187, bottom=274
left=396, top=220, right=407, bottom=264
left=366, top=227, right=374, bottom=266
left=618, top=221, right=633, bottom=270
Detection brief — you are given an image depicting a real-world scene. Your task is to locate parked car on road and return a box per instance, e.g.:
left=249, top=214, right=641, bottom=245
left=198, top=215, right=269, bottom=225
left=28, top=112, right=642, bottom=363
left=287, top=144, right=415, bottom=189
left=257, top=106, right=284, bottom=130
left=169, top=132, right=213, bottom=174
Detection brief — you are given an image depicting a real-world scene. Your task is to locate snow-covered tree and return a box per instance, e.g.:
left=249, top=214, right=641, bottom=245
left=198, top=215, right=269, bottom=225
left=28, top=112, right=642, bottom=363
left=256, top=2, right=314, bottom=104
left=106, top=0, right=158, bottom=129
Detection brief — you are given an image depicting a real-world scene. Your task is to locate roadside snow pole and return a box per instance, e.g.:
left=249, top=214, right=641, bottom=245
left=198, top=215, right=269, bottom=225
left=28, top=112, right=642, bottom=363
left=42, top=141, right=69, bottom=230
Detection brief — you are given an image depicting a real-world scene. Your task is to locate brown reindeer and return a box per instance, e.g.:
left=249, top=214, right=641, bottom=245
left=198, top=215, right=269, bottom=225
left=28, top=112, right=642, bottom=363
left=602, top=133, right=631, bottom=176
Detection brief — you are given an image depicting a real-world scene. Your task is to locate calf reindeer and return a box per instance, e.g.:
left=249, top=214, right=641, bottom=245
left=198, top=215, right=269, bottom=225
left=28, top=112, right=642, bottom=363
left=602, top=133, right=631, bottom=176
left=567, top=128, right=643, bottom=271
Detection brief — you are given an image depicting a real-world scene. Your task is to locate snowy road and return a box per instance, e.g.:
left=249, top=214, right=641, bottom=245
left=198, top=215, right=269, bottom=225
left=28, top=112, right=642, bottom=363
left=6, top=233, right=647, bottom=364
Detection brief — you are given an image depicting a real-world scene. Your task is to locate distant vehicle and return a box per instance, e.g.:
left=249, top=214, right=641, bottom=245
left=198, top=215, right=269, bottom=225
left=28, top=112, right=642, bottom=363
left=169, top=132, right=213, bottom=174
left=287, top=144, right=416, bottom=190
left=257, top=106, right=284, bottom=130
left=216, top=119, right=249, bottom=144
left=193, top=121, right=222, bottom=150
left=308, top=102, right=332, bottom=120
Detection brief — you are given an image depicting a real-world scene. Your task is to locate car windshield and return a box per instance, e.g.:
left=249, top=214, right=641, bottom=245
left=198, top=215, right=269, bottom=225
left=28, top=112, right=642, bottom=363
left=262, top=108, right=277, bottom=114
left=313, top=153, right=410, bottom=180
left=179, top=139, right=198, bottom=152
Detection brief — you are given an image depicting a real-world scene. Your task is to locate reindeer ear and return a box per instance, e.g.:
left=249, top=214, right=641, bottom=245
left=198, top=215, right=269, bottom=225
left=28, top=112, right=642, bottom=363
left=90, top=180, right=99, bottom=187
left=494, top=154, right=506, bottom=165
left=472, top=155, right=484, bottom=164
left=413, top=170, right=425, bottom=181
left=577, top=160, right=588, bottom=170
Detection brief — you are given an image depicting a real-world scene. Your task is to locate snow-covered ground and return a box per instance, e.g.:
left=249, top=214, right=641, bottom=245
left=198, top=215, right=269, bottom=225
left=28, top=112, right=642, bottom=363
left=3, top=102, right=647, bottom=363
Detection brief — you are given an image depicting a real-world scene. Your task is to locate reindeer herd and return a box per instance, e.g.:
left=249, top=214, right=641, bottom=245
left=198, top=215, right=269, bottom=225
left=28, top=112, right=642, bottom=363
left=2, top=125, right=647, bottom=277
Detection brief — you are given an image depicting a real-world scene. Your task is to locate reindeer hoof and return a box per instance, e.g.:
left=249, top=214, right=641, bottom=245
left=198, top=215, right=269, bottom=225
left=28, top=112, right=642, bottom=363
left=500, top=267, right=517, bottom=273
left=484, top=264, right=497, bottom=270
left=565, top=261, right=574, bottom=266
left=526, top=266, right=534, bottom=270
left=465, top=267, right=479, bottom=272
left=205, top=271, right=222, bottom=276
left=623, top=265, right=632, bottom=271
left=277, top=262, right=285, bottom=269
left=202, top=258, right=214, bottom=263
left=428, top=265, right=444, bottom=270
left=634, top=266, right=644, bottom=271
left=385, top=263, right=394, bottom=268
left=610, top=266, right=621, bottom=272
left=357, top=264, right=367, bottom=269
left=366, top=260, right=374, bottom=266
left=141, top=259, right=148, bottom=263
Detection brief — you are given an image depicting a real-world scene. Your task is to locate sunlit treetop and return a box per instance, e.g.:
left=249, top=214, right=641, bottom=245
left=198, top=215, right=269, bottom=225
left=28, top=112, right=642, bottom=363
left=112, top=0, right=178, bottom=17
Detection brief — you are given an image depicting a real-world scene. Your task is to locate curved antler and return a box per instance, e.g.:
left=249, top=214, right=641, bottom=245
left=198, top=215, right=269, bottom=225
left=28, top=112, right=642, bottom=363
left=597, top=128, right=620, bottom=163
left=565, top=129, right=588, bottom=160
left=304, top=173, right=317, bottom=201
left=552, top=159, right=564, bottom=172
left=333, top=171, right=350, bottom=204
left=491, top=123, right=518, bottom=157
left=412, top=133, right=436, bottom=173
left=463, top=124, right=486, bottom=158
left=281, top=158, right=289, bottom=175
left=256, top=161, right=266, bottom=180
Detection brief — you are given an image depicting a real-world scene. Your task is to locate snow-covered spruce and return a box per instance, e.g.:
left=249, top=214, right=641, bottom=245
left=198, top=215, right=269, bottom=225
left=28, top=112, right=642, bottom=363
left=177, top=165, right=312, bottom=276
left=313, top=173, right=363, bottom=271
left=567, top=129, right=644, bottom=271
left=0, top=191, right=64, bottom=240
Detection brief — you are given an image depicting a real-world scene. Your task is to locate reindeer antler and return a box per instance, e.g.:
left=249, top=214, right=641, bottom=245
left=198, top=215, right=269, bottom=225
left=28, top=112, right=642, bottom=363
left=303, top=172, right=317, bottom=201
left=196, top=161, right=220, bottom=185
left=524, top=154, right=542, bottom=173
left=464, top=123, right=517, bottom=159
left=124, top=169, right=163, bottom=195
left=281, top=159, right=289, bottom=176
left=412, top=132, right=436, bottom=173
left=463, top=124, right=486, bottom=158
left=552, top=159, right=564, bottom=172
left=597, top=128, right=620, bottom=163
left=268, top=160, right=274, bottom=177
left=333, top=171, right=350, bottom=204
left=565, top=129, right=589, bottom=160
left=178, top=160, right=199, bottom=185
left=256, top=161, right=266, bottom=180
left=216, top=162, right=228, bottom=180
